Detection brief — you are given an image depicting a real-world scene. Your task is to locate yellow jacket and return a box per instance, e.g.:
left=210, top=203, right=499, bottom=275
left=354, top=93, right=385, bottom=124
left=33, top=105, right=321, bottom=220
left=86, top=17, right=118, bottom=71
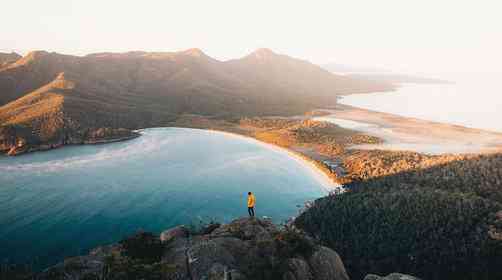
left=247, top=194, right=255, bottom=207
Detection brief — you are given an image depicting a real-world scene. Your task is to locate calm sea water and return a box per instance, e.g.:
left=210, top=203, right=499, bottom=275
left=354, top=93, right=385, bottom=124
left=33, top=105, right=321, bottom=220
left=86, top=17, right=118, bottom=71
left=340, top=72, right=502, bottom=133
left=0, top=128, right=328, bottom=268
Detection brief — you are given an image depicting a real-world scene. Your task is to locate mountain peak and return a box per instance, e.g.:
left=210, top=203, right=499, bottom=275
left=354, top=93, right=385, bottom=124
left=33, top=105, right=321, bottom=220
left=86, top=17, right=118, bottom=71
left=9, top=50, right=52, bottom=67
left=181, top=48, right=207, bottom=58
left=24, top=50, right=50, bottom=60
left=248, top=48, right=277, bottom=59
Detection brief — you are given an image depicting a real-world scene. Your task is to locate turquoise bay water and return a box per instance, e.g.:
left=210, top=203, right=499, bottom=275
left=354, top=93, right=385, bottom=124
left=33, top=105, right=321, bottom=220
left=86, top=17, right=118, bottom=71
left=0, top=128, right=327, bottom=268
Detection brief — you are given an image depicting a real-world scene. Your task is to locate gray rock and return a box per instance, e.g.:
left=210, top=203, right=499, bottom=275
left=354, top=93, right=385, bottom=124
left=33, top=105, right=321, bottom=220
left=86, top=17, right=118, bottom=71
left=210, top=217, right=278, bottom=240
left=211, top=237, right=250, bottom=258
left=88, top=244, right=121, bottom=257
left=364, top=273, right=421, bottom=280
left=34, top=217, right=355, bottom=280
left=162, top=237, right=190, bottom=280
left=36, top=255, right=105, bottom=280
left=161, top=225, right=189, bottom=243
left=282, top=258, right=313, bottom=280
left=188, top=238, right=236, bottom=279
left=308, top=246, right=349, bottom=280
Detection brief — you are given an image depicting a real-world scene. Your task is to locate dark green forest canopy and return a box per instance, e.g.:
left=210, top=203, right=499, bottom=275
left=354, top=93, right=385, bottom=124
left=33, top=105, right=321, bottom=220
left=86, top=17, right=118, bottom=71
left=296, top=153, right=502, bottom=280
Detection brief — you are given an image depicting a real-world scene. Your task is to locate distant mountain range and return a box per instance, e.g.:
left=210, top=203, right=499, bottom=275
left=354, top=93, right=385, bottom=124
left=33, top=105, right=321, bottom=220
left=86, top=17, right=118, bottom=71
left=0, top=48, right=393, bottom=154
left=322, top=63, right=452, bottom=84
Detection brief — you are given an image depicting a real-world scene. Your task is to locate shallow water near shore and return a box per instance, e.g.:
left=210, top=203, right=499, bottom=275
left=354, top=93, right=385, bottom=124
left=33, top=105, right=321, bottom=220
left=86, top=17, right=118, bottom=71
left=0, top=128, right=328, bottom=269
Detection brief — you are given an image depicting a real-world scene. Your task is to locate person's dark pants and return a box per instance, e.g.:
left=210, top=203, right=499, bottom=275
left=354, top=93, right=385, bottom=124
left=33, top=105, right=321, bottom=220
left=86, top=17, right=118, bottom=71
left=248, top=207, right=255, bottom=217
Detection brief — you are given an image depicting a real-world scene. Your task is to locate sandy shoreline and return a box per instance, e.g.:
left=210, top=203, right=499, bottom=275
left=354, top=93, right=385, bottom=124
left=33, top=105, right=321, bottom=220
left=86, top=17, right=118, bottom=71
left=315, top=104, right=502, bottom=155
left=8, top=100, right=502, bottom=190
left=130, top=103, right=502, bottom=189
left=204, top=129, right=341, bottom=192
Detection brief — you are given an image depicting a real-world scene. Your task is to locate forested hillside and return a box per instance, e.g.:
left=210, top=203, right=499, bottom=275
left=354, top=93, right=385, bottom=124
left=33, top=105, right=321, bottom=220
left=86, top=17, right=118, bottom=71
left=296, top=153, right=502, bottom=280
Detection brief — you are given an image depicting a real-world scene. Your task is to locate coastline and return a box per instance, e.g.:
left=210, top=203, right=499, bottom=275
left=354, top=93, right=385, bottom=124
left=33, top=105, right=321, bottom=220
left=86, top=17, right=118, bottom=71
left=204, top=128, right=341, bottom=192
left=3, top=131, right=142, bottom=156
left=136, top=126, right=341, bottom=191
left=314, top=104, right=502, bottom=155
left=6, top=99, right=502, bottom=187
left=83, top=132, right=142, bottom=145
left=2, top=124, right=341, bottom=191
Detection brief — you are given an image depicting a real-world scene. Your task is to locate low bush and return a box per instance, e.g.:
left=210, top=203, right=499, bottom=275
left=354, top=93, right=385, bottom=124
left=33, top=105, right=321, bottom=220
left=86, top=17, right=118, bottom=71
left=119, top=232, right=164, bottom=263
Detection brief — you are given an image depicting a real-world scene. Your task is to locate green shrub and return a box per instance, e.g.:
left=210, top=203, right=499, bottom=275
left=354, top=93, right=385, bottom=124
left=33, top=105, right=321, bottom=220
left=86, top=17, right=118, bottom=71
left=119, top=231, right=164, bottom=263
left=0, top=263, right=34, bottom=280
left=275, top=225, right=316, bottom=259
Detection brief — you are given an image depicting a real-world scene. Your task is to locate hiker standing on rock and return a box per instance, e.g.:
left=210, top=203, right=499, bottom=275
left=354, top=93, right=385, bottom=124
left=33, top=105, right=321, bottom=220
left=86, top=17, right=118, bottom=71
left=247, top=192, right=256, bottom=217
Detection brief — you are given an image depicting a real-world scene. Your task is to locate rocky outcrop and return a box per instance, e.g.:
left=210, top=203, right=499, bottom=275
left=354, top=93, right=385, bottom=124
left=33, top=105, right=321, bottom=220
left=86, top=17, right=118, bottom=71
left=364, top=273, right=421, bottom=280
left=0, top=123, right=140, bottom=155
left=308, top=246, right=349, bottom=280
left=0, top=124, right=39, bottom=155
left=282, top=258, right=313, bottom=280
left=34, top=217, right=351, bottom=280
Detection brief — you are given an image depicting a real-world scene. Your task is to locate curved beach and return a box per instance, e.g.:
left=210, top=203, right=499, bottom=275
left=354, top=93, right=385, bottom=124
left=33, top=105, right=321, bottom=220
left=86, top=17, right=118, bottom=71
left=206, top=129, right=341, bottom=192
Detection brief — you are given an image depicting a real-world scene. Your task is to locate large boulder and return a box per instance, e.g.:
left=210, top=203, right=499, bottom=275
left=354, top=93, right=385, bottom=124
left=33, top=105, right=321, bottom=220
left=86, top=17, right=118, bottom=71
left=210, top=217, right=278, bottom=239
left=187, top=237, right=237, bottom=279
left=162, top=218, right=280, bottom=279
left=211, top=237, right=250, bottom=259
left=308, top=246, right=349, bottom=280
left=364, top=273, right=421, bottom=280
left=162, top=237, right=190, bottom=280
left=35, top=245, right=121, bottom=280
left=282, top=258, right=313, bottom=280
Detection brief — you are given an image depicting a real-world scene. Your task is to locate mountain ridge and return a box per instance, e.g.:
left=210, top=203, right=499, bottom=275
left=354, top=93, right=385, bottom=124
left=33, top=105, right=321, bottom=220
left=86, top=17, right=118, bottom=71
left=0, top=48, right=394, bottom=155
left=0, top=52, right=22, bottom=68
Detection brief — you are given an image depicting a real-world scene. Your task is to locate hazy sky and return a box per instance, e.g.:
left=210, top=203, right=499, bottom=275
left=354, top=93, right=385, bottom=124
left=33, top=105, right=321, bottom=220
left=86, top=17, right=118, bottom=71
left=1, top=0, right=500, bottom=74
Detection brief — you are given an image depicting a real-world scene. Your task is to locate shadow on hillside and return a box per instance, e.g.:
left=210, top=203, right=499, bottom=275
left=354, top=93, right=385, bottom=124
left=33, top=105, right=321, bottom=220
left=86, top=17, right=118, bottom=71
left=298, top=153, right=502, bottom=280
left=346, top=152, right=502, bottom=203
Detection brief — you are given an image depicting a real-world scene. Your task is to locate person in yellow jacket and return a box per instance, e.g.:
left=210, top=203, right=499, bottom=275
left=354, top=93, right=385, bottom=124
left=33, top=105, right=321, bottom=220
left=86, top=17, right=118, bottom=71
left=247, top=192, right=256, bottom=217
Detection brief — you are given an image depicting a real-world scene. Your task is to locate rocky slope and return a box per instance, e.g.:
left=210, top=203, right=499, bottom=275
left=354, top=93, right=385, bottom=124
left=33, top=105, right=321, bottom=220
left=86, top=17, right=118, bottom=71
left=0, top=72, right=140, bottom=155
left=0, top=52, right=21, bottom=68
left=29, top=217, right=418, bottom=280
left=0, top=49, right=393, bottom=155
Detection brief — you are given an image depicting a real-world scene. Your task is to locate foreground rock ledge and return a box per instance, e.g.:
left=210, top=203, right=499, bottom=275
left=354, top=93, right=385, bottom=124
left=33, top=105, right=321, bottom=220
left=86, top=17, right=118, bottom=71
left=34, top=217, right=419, bottom=280
left=35, top=218, right=346, bottom=280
